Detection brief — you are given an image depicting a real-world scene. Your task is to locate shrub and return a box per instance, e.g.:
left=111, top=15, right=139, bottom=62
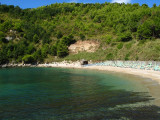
left=0, top=31, right=7, bottom=43
left=118, top=32, right=132, bottom=42
left=61, top=34, right=75, bottom=46
left=14, top=22, right=22, bottom=32
left=106, top=53, right=114, bottom=60
left=117, top=43, right=123, bottom=49
left=57, top=40, right=69, bottom=58
left=41, top=44, right=49, bottom=58
left=125, top=53, right=130, bottom=61
left=0, top=31, right=5, bottom=38
left=111, top=42, right=117, bottom=46
left=33, top=34, right=39, bottom=43
left=105, top=35, right=112, bottom=44
left=50, top=45, right=57, bottom=56
left=33, top=50, right=44, bottom=62
left=22, top=55, right=35, bottom=64
left=79, top=33, right=85, bottom=40
left=56, top=31, right=63, bottom=39
left=136, top=56, right=139, bottom=61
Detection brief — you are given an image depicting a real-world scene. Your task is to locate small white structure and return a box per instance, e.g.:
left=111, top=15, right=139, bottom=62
left=5, top=36, right=13, bottom=41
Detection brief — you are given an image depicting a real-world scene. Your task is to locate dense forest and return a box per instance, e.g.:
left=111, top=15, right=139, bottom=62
left=0, top=2, right=160, bottom=64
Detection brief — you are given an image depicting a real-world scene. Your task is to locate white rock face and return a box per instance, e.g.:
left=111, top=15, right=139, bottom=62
left=68, top=40, right=99, bottom=54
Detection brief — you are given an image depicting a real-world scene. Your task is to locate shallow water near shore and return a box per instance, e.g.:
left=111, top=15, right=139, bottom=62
left=0, top=67, right=160, bottom=120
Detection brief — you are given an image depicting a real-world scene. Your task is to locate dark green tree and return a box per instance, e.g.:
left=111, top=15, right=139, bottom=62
left=22, top=55, right=35, bottom=64
left=57, top=40, right=69, bottom=57
left=50, top=45, right=57, bottom=56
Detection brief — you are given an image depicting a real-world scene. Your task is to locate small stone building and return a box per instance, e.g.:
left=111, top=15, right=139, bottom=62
left=81, top=60, right=88, bottom=65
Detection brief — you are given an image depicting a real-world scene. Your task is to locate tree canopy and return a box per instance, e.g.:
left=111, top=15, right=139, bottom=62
left=1, top=3, right=160, bottom=64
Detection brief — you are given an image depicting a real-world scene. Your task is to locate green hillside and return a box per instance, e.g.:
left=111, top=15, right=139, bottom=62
left=0, top=3, right=160, bottom=64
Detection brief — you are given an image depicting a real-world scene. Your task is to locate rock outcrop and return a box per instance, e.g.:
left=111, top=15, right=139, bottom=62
left=68, top=40, right=99, bottom=54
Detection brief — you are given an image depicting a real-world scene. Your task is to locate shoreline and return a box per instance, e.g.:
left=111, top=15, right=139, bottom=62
left=1, top=62, right=160, bottom=84
left=37, top=62, right=160, bottom=84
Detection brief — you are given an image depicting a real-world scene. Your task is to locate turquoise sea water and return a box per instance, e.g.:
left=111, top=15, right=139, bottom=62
left=0, top=67, right=160, bottom=120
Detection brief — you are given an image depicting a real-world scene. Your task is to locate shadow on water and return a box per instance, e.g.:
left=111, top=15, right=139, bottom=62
left=0, top=68, right=160, bottom=120
left=0, top=88, right=160, bottom=120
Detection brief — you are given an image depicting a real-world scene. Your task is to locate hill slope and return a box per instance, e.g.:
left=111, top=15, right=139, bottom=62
left=0, top=3, right=160, bottom=64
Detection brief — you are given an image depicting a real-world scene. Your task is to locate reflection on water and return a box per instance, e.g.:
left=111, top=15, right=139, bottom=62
left=0, top=67, right=160, bottom=120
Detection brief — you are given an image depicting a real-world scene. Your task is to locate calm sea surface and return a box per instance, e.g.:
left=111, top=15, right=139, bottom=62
left=0, top=67, right=160, bottom=120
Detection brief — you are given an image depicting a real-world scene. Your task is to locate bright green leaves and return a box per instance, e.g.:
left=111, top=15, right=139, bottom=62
left=22, top=55, right=35, bottom=64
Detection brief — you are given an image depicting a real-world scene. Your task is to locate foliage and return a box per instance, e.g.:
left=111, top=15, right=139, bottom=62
left=0, top=31, right=6, bottom=43
left=125, top=53, right=130, bottom=61
left=105, top=35, right=112, bottom=44
left=22, top=55, right=35, bottom=64
left=61, top=34, right=75, bottom=46
left=0, top=50, right=9, bottom=65
left=117, top=43, right=123, bottom=49
left=79, top=33, right=85, bottom=40
left=33, top=50, right=44, bottom=63
left=13, top=22, right=22, bottom=32
left=57, top=40, right=69, bottom=58
left=106, top=53, right=114, bottom=60
left=56, top=31, right=63, bottom=39
left=33, top=34, right=39, bottom=43
left=1, top=3, right=160, bottom=64
left=50, top=45, right=57, bottom=56
left=117, top=32, right=132, bottom=42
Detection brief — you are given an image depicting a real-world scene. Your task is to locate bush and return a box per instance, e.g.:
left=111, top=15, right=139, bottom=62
left=41, top=44, right=49, bottom=58
left=105, top=35, right=112, bottom=44
left=111, top=42, right=117, bottom=46
left=61, top=34, right=75, bottom=46
left=0, top=37, right=7, bottom=43
left=0, top=51, right=9, bottom=65
left=56, top=31, right=63, bottom=39
left=125, top=53, right=130, bottom=61
left=0, top=31, right=5, bottom=38
left=22, top=55, right=35, bottom=64
left=0, top=31, right=7, bottom=43
left=33, top=50, right=44, bottom=62
left=14, top=22, right=22, bottom=32
left=136, top=56, right=139, bottom=61
left=50, top=45, right=57, bottom=56
left=117, top=43, right=123, bottom=49
left=79, top=33, right=85, bottom=40
left=106, top=53, right=114, bottom=60
left=33, top=34, right=39, bottom=43
left=57, top=40, right=69, bottom=58
left=0, top=20, right=13, bottom=32
left=16, top=56, right=23, bottom=63
left=118, top=32, right=132, bottom=42
left=26, top=44, right=36, bottom=54
left=137, top=20, right=158, bottom=40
